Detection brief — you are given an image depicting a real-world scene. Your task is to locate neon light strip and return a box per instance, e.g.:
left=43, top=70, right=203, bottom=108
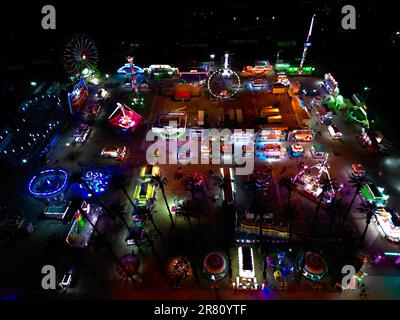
left=28, top=169, right=68, bottom=197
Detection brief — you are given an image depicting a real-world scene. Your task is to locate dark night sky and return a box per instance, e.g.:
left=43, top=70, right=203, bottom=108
left=0, top=0, right=399, bottom=127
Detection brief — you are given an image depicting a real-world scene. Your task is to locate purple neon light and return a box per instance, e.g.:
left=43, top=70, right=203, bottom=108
left=28, top=169, right=68, bottom=197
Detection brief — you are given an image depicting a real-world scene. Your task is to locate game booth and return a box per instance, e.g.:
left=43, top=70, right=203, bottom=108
left=374, top=207, right=400, bottom=243
left=289, top=143, right=305, bottom=158
left=287, top=130, right=315, bottom=142
left=256, top=128, right=287, bottom=142
left=291, top=158, right=341, bottom=207
left=256, top=144, right=286, bottom=159
left=108, top=103, right=143, bottom=132
left=361, top=182, right=389, bottom=207
left=297, top=252, right=327, bottom=282
left=323, top=73, right=339, bottom=96
left=67, top=77, right=89, bottom=114
left=310, top=144, right=327, bottom=159
left=66, top=201, right=102, bottom=248
left=202, top=252, right=228, bottom=281
left=235, top=220, right=289, bottom=244
left=145, top=64, right=179, bottom=79
left=72, top=123, right=92, bottom=145
left=152, top=112, right=187, bottom=140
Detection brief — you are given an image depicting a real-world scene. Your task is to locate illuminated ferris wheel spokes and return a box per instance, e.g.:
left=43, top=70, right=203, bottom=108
left=63, top=35, right=99, bottom=75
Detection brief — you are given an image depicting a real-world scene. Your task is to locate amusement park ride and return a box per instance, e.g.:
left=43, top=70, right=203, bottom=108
left=207, top=53, right=241, bottom=99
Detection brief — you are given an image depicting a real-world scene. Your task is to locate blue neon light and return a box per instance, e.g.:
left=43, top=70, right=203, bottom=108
left=28, top=169, right=68, bottom=198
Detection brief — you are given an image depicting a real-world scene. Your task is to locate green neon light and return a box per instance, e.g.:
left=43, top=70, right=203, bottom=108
left=384, top=252, right=400, bottom=256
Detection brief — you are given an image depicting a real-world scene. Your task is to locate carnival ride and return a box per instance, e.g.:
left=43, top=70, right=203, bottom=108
left=108, top=103, right=143, bottom=131
left=72, top=169, right=111, bottom=199
left=0, top=207, right=26, bottom=245
left=266, top=251, right=295, bottom=288
left=202, top=252, right=228, bottom=281
left=291, top=156, right=341, bottom=207
left=63, top=35, right=99, bottom=81
left=28, top=169, right=68, bottom=199
left=207, top=53, right=240, bottom=99
left=297, top=251, right=327, bottom=282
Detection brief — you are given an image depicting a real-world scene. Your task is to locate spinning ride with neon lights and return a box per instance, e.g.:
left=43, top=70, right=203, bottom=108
left=67, top=77, right=89, bottom=114
left=266, top=251, right=295, bottom=286
left=291, top=157, right=340, bottom=207
left=167, top=257, right=193, bottom=283
left=115, top=254, right=140, bottom=279
left=207, top=53, right=240, bottom=99
left=347, top=104, right=369, bottom=128
left=63, top=35, right=99, bottom=79
left=202, top=252, right=228, bottom=281
left=72, top=169, right=111, bottom=199
left=28, top=169, right=68, bottom=199
left=297, top=252, right=327, bottom=282
left=108, top=103, right=142, bottom=131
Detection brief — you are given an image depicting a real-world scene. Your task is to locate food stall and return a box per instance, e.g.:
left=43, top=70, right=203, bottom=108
left=287, top=130, right=315, bottom=142
left=310, top=144, right=327, bottom=159
left=374, top=208, right=400, bottom=243
left=289, top=143, right=305, bottom=158
left=361, top=182, right=389, bottom=207
left=256, top=128, right=287, bottom=142
left=66, top=201, right=102, bottom=248
left=328, top=124, right=343, bottom=139
left=350, top=164, right=366, bottom=178
left=256, top=144, right=286, bottom=159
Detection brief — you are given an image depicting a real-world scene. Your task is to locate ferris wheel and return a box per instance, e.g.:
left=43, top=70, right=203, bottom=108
left=0, top=207, right=25, bottom=245
left=207, top=53, right=241, bottom=99
left=63, top=35, right=99, bottom=76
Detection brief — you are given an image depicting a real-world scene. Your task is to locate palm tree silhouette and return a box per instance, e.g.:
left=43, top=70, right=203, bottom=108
left=343, top=175, right=367, bottom=223
left=280, top=175, right=293, bottom=207
left=280, top=203, right=298, bottom=241
left=357, top=202, right=377, bottom=244
left=139, top=205, right=168, bottom=246
left=109, top=172, right=138, bottom=213
left=151, top=174, right=174, bottom=226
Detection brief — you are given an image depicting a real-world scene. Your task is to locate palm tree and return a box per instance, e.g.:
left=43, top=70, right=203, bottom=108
left=326, top=198, right=344, bottom=241
left=107, top=201, right=131, bottom=231
left=357, top=202, right=377, bottom=244
left=109, top=172, right=138, bottom=212
left=313, top=174, right=331, bottom=222
left=140, top=205, right=168, bottom=246
left=280, top=175, right=293, bottom=207
left=280, top=203, right=298, bottom=241
left=183, top=172, right=203, bottom=207
left=343, top=176, right=367, bottom=223
left=175, top=199, right=197, bottom=252
left=69, top=198, right=136, bottom=283
left=152, top=174, right=174, bottom=226
left=143, top=229, right=167, bottom=278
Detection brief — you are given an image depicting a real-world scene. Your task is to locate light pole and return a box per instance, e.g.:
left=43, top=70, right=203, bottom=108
left=363, top=86, right=370, bottom=103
